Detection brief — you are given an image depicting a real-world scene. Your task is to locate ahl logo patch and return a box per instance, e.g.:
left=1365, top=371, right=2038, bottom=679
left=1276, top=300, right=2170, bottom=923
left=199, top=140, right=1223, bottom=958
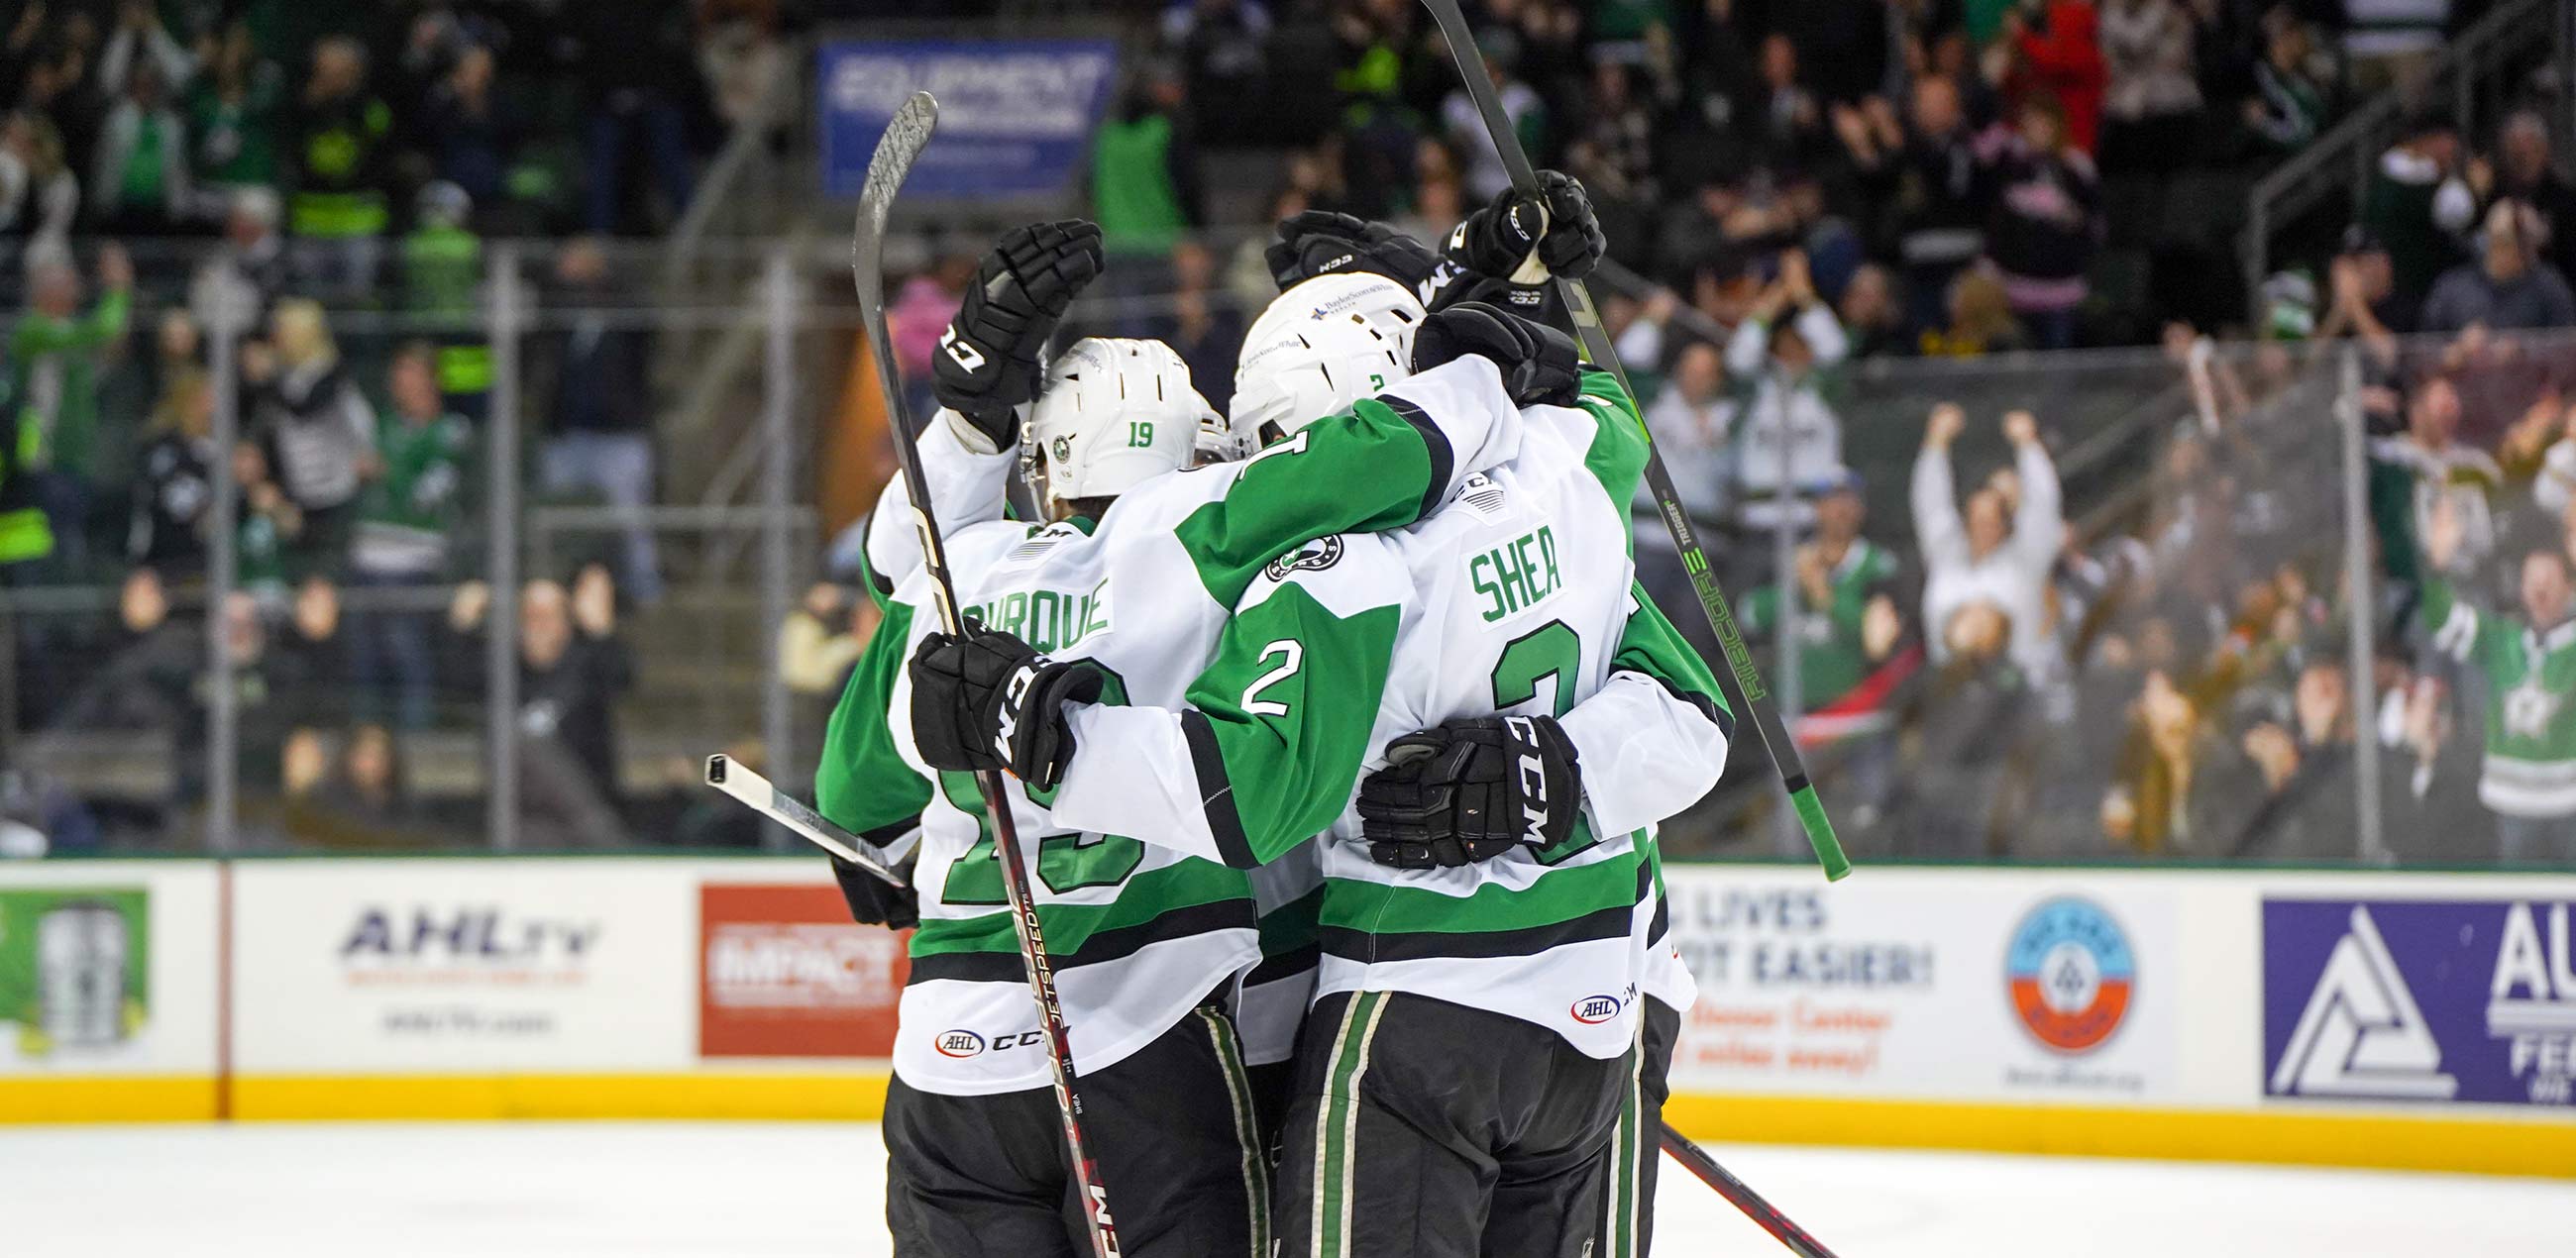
left=933, top=1029, right=985, bottom=1058
left=1263, top=535, right=1344, bottom=582
left=1570, top=994, right=1624, bottom=1025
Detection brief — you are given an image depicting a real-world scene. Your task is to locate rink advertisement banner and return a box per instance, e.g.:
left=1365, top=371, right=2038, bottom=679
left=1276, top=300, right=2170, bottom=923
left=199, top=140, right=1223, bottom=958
left=0, top=862, right=217, bottom=1082
left=1659, top=868, right=2180, bottom=1103
left=230, top=862, right=695, bottom=1073
left=698, top=884, right=907, bottom=1059
left=2263, top=896, right=2576, bottom=1109
left=817, top=40, right=1119, bottom=198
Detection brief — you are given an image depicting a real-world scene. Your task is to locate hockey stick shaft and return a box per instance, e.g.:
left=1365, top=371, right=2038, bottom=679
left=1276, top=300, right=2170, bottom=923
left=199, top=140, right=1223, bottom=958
left=850, top=92, right=1123, bottom=1258
left=1419, top=0, right=1848, bottom=882
left=702, top=754, right=907, bottom=886
left=1659, top=1123, right=1843, bottom=1258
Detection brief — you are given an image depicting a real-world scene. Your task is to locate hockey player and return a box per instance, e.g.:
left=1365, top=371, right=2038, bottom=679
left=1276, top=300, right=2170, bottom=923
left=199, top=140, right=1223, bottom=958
left=866, top=180, right=1623, bottom=1145
left=908, top=313, right=1733, bottom=1256
left=816, top=226, right=1572, bottom=1255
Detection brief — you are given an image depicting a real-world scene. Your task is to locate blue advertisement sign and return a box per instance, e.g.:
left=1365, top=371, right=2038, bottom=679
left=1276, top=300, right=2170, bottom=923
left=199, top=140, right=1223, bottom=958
left=818, top=40, right=1120, bottom=199
left=2262, top=897, right=2576, bottom=1107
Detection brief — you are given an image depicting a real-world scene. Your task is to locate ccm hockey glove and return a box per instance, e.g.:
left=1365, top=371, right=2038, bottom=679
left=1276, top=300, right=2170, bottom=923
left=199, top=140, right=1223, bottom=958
left=1449, top=170, right=1606, bottom=283
left=1412, top=302, right=1582, bottom=406
left=1356, top=714, right=1583, bottom=870
left=934, top=220, right=1105, bottom=451
left=1266, top=210, right=1444, bottom=295
left=908, top=625, right=1106, bottom=791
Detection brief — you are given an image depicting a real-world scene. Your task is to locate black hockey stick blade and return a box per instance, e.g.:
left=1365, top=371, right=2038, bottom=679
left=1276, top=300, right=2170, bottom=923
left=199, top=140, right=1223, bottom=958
left=1416, top=0, right=1849, bottom=882
left=1661, top=1123, right=1845, bottom=1258
left=702, top=755, right=907, bottom=886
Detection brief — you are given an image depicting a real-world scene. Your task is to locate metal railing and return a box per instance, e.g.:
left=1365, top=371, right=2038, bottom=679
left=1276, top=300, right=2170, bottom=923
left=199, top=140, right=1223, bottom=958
left=2239, top=0, right=2558, bottom=323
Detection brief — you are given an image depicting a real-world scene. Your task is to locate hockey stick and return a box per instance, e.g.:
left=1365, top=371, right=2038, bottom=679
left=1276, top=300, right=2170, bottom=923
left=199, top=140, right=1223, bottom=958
left=1658, top=1127, right=1844, bottom=1258
left=703, top=754, right=907, bottom=886
left=1419, top=0, right=1849, bottom=883
left=850, top=92, right=1124, bottom=1258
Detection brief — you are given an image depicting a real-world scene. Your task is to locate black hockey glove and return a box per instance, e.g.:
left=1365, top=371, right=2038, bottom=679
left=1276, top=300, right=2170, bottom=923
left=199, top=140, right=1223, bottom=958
left=1357, top=714, right=1584, bottom=870
left=934, top=220, right=1106, bottom=450
left=1266, top=211, right=1444, bottom=294
left=908, top=624, right=1106, bottom=791
left=1411, top=302, right=1582, bottom=407
left=1449, top=170, right=1605, bottom=282
left=829, top=851, right=919, bottom=931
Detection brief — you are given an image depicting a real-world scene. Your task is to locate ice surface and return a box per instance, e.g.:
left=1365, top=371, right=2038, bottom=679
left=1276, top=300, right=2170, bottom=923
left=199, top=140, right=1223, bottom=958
left=5, top=1121, right=2571, bottom=1256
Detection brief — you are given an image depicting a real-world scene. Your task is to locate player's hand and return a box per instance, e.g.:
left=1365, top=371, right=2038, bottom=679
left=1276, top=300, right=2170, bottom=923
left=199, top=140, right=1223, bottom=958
left=829, top=852, right=919, bottom=930
left=1356, top=713, right=1582, bottom=869
left=934, top=220, right=1105, bottom=452
left=1926, top=402, right=1966, bottom=447
left=1266, top=211, right=1442, bottom=293
left=2001, top=409, right=2039, bottom=447
left=1450, top=170, right=1606, bottom=282
left=1412, top=302, right=1580, bottom=406
left=908, top=624, right=1106, bottom=790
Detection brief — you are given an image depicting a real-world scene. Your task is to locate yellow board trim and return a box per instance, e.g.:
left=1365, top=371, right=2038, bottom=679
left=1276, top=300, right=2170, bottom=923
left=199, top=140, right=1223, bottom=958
left=1663, top=1092, right=2576, bottom=1180
left=2, top=1073, right=892, bottom=1124
left=0, top=1077, right=221, bottom=1123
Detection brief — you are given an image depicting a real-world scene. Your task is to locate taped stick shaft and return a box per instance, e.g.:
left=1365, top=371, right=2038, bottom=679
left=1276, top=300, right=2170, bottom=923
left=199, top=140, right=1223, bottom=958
left=702, top=754, right=907, bottom=886
left=849, top=91, right=1123, bottom=1258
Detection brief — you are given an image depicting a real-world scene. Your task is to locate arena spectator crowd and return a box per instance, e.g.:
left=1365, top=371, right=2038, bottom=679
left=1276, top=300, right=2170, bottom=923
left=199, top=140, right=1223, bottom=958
left=3, top=0, right=2571, bottom=870
left=0, top=0, right=759, bottom=855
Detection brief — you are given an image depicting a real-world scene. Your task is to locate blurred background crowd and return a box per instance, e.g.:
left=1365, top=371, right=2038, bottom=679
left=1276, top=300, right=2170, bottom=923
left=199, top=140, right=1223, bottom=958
left=0, top=0, right=2570, bottom=868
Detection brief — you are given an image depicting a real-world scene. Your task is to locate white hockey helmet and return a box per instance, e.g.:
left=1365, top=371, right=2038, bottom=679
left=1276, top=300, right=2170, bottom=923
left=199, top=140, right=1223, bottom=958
left=1025, top=338, right=1213, bottom=514
left=1231, top=272, right=1425, bottom=444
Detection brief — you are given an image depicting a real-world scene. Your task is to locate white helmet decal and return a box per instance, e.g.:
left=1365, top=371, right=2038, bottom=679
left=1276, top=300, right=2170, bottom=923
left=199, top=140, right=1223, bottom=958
left=1232, top=273, right=1425, bottom=444
left=1026, top=338, right=1213, bottom=511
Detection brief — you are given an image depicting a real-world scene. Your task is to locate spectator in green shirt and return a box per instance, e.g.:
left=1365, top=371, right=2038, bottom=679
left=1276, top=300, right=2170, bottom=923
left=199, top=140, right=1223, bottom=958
left=1741, top=470, right=1908, bottom=713
left=186, top=20, right=285, bottom=199
left=10, top=243, right=133, bottom=574
left=350, top=343, right=472, bottom=730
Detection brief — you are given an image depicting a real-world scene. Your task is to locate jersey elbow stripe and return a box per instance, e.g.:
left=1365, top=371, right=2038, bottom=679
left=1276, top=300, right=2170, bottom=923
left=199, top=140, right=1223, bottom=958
left=1376, top=395, right=1453, bottom=523
left=1182, top=711, right=1261, bottom=869
left=1636, top=671, right=1732, bottom=739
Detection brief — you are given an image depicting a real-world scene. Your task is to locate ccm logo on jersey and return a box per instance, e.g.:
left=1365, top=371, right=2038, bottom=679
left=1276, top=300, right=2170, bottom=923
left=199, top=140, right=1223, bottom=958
left=1506, top=716, right=1551, bottom=843
left=933, top=1028, right=1046, bottom=1058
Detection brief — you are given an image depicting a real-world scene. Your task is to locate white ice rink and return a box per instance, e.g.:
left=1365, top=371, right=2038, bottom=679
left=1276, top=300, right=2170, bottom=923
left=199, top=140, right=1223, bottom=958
left=6, top=1121, right=2572, bottom=1256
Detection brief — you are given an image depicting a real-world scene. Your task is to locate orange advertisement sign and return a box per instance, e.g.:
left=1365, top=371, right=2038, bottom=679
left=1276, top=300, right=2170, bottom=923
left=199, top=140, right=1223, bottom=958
left=698, top=885, right=908, bottom=1058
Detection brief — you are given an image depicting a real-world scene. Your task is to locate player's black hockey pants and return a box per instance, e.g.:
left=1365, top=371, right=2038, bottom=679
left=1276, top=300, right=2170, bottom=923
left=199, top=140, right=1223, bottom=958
left=1275, top=990, right=1629, bottom=1258
left=1600, top=996, right=1680, bottom=1257
left=882, top=999, right=1269, bottom=1257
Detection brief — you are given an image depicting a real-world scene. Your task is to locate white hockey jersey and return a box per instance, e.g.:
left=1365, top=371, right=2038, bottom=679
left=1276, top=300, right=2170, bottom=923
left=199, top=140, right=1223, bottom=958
left=1049, top=370, right=1734, bottom=1057
left=816, top=358, right=1528, bottom=1094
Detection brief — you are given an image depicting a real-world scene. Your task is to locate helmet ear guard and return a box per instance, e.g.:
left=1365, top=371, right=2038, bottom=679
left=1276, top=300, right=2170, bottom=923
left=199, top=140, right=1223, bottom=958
left=1024, top=338, right=1209, bottom=514
left=1232, top=273, right=1426, bottom=443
